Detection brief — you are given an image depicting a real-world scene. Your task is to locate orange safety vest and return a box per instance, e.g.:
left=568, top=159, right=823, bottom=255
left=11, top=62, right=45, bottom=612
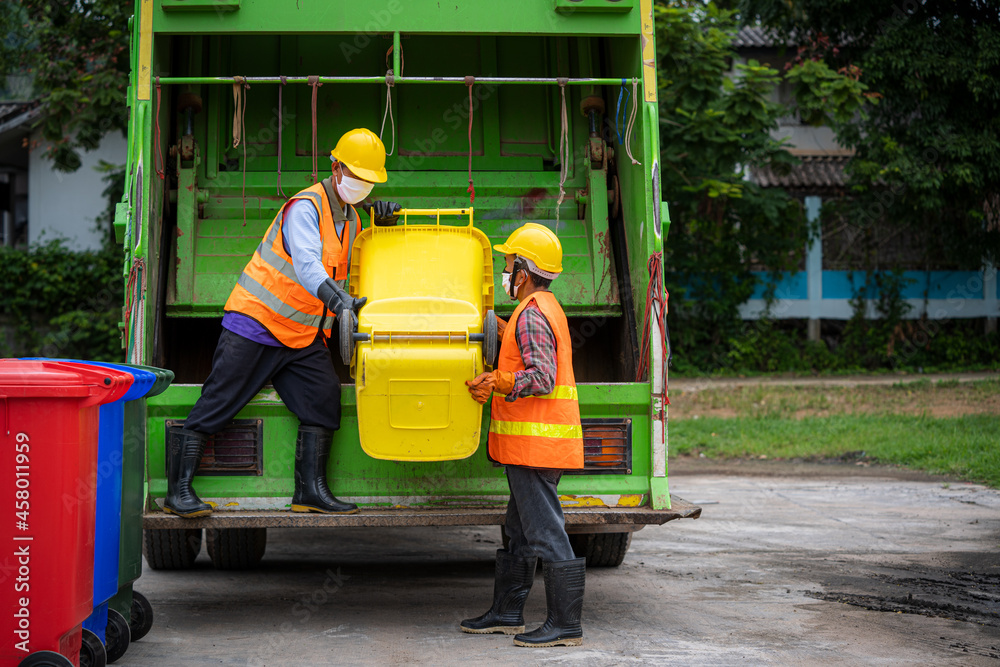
left=224, top=180, right=360, bottom=348
left=488, top=291, right=584, bottom=469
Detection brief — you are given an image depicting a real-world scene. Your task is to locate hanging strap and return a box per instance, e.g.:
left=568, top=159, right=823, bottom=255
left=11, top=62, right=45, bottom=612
left=154, top=77, right=164, bottom=180
left=380, top=70, right=396, bottom=156
left=465, top=76, right=476, bottom=204
left=232, top=77, right=250, bottom=225
left=616, top=78, right=630, bottom=146
left=624, top=77, right=641, bottom=166
left=556, top=78, right=569, bottom=223
left=308, top=75, right=322, bottom=185
left=277, top=76, right=288, bottom=199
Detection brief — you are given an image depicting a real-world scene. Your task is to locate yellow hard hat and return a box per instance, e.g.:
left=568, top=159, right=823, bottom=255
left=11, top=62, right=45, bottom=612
left=330, top=128, right=388, bottom=183
left=493, top=223, right=563, bottom=274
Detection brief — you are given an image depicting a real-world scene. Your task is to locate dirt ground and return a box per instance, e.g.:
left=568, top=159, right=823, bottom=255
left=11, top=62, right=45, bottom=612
left=118, top=461, right=1000, bottom=666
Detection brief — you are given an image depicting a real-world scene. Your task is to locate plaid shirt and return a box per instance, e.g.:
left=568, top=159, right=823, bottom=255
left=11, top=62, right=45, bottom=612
left=506, top=299, right=558, bottom=402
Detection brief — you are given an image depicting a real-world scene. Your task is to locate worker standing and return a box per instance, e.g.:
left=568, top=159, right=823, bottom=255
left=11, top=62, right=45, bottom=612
left=164, top=128, right=401, bottom=518
left=462, top=223, right=586, bottom=647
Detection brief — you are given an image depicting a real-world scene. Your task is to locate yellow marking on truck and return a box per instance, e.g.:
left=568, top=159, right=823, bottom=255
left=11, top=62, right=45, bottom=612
left=137, top=0, right=153, bottom=101
left=639, top=0, right=657, bottom=102
left=617, top=494, right=643, bottom=507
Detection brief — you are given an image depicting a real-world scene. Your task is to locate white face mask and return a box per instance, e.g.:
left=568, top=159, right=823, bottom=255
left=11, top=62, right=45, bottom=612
left=336, top=173, right=374, bottom=204
left=502, top=270, right=520, bottom=300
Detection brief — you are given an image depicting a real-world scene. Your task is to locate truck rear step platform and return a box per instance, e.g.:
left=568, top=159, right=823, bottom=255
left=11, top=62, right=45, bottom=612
left=144, top=496, right=701, bottom=530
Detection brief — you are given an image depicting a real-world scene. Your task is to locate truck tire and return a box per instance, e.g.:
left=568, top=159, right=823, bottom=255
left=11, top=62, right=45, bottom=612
left=206, top=527, right=267, bottom=570
left=569, top=532, right=632, bottom=567
left=143, top=528, right=203, bottom=570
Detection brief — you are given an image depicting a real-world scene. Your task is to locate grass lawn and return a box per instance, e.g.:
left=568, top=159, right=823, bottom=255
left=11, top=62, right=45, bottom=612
left=668, top=379, right=1000, bottom=487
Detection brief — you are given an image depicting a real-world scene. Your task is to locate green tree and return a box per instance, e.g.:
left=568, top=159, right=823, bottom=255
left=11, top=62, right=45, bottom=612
left=0, top=1, right=130, bottom=172
left=741, top=0, right=1000, bottom=270
left=656, top=2, right=869, bottom=372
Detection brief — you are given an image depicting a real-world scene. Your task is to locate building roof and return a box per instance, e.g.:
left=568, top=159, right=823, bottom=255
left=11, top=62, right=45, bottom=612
left=733, top=26, right=797, bottom=49
left=751, top=154, right=850, bottom=192
left=0, top=102, right=42, bottom=140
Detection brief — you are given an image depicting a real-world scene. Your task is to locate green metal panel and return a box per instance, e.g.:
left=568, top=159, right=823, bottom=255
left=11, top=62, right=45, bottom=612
left=152, top=0, right=641, bottom=35
left=146, top=383, right=652, bottom=505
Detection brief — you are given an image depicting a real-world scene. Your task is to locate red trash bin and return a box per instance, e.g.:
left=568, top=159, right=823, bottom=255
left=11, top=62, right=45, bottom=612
left=0, top=360, right=132, bottom=667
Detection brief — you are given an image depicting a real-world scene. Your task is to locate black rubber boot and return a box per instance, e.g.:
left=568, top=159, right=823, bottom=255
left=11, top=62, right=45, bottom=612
left=163, top=428, right=213, bottom=518
left=291, top=426, right=358, bottom=514
left=514, top=557, right=585, bottom=647
left=461, top=550, right=537, bottom=635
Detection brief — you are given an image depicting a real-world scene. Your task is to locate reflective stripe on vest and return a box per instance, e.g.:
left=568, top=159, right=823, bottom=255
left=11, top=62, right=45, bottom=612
left=223, top=182, right=359, bottom=348
left=490, top=419, right=583, bottom=439
left=235, top=272, right=324, bottom=328
left=488, top=291, right=584, bottom=469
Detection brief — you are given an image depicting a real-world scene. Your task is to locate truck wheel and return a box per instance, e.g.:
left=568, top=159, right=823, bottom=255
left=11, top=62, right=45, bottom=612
left=104, top=609, right=131, bottom=664
left=484, top=310, right=498, bottom=366
left=143, top=528, right=203, bottom=570
left=18, top=652, right=74, bottom=667
left=206, top=527, right=267, bottom=570
left=129, top=591, right=154, bottom=641
left=79, top=628, right=108, bottom=667
left=339, top=307, right=357, bottom=366
left=569, top=532, right=632, bottom=567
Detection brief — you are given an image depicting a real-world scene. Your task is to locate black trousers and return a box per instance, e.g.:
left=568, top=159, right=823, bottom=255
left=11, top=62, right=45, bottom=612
left=185, top=329, right=342, bottom=435
left=504, top=464, right=576, bottom=564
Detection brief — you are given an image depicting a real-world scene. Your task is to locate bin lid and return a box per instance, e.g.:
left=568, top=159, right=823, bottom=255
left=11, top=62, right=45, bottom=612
left=0, top=359, right=133, bottom=405
left=122, top=363, right=175, bottom=398
left=21, top=358, right=156, bottom=402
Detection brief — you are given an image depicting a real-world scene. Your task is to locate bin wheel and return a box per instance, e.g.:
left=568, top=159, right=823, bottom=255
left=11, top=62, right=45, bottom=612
left=79, top=628, right=108, bottom=667
left=104, top=608, right=131, bottom=664
left=206, top=527, right=267, bottom=570
left=569, top=532, right=632, bottom=567
left=18, top=651, right=74, bottom=667
left=484, top=310, right=498, bottom=366
left=129, top=591, right=154, bottom=641
left=339, top=307, right=355, bottom=366
left=143, top=528, right=203, bottom=570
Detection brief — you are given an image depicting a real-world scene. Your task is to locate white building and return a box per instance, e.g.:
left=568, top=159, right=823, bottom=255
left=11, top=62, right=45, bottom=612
left=0, top=102, right=125, bottom=251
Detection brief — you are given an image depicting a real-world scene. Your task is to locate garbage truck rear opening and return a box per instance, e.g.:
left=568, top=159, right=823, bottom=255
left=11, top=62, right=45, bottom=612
left=122, top=0, right=700, bottom=570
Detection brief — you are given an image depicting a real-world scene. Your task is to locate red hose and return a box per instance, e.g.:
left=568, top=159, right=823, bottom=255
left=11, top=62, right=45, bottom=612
left=637, top=252, right=670, bottom=415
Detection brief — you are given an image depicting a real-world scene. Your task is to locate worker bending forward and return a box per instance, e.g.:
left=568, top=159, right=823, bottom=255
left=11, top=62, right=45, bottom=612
left=463, top=223, right=586, bottom=647
left=164, top=128, right=401, bottom=518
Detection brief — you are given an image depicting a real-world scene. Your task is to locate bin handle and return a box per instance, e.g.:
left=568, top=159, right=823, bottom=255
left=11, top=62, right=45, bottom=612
left=398, top=208, right=474, bottom=228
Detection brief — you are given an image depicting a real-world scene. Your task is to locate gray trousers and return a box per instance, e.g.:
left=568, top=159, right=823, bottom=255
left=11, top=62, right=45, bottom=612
left=504, top=465, right=575, bottom=563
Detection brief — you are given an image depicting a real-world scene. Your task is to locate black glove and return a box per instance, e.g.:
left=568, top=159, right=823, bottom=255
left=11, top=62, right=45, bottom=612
left=317, top=278, right=366, bottom=315
left=369, top=200, right=402, bottom=226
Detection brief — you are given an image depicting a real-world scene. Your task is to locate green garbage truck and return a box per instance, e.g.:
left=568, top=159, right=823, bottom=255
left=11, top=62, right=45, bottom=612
left=120, top=0, right=699, bottom=571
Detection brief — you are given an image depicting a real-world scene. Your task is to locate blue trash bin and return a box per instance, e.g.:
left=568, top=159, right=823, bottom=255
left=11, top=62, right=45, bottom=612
left=25, top=359, right=156, bottom=660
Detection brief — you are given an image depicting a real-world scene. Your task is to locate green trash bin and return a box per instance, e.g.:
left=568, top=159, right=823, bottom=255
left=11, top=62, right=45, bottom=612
left=108, top=364, right=174, bottom=648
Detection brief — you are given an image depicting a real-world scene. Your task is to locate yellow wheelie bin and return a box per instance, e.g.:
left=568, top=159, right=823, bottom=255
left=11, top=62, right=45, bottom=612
left=342, top=208, right=496, bottom=462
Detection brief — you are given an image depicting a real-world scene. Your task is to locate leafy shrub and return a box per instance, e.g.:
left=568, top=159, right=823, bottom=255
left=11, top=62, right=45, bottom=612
left=0, top=240, right=122, bottom=361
